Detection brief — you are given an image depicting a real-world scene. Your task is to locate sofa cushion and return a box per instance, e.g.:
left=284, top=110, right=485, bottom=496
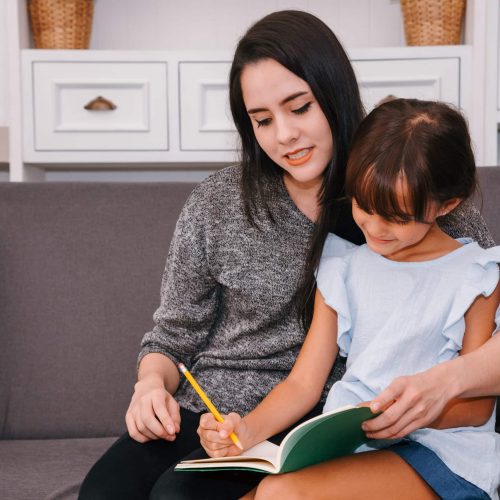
left=0, top=183, right=196, bottom=439
left=0, top=436, right=117, bottom=500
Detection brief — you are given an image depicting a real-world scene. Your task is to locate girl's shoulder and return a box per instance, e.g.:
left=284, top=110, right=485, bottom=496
left=458, top=241, right=500, bottom=292
left=317, top=234, right=359, bottom=291
left=321, top=233, right=359, bottom=260
left=447, top=239, right=500, bottom=271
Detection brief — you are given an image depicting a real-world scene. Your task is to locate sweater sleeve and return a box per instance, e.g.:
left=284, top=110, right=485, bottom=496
left=138, top=183, right=219, bottom=369
left=438, top=198, right=495, bottom=248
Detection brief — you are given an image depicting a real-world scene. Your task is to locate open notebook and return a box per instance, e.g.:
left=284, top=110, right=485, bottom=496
left=175, top=405, right=375, bottom=474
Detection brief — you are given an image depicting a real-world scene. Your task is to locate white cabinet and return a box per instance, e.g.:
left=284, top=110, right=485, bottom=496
left=31, top=60, right=168, bottom=153
left=19, top=46, right=471, bottom=176
left=353, top=57, right=460, bottom=112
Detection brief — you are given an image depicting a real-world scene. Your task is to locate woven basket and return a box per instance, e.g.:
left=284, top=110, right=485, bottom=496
left=400, top=0, right=466, bottom=46
left=28, top=0, right=94, bottom=49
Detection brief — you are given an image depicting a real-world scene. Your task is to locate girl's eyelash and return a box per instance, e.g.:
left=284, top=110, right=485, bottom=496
left=293, top=102, right=311, bottom=115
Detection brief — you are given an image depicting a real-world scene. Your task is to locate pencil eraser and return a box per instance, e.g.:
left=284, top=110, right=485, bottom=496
left=178, top=363, right=186, bottom=373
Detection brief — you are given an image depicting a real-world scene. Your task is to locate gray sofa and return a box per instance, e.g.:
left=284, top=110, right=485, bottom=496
left=0, top=169, right=499, bottom=500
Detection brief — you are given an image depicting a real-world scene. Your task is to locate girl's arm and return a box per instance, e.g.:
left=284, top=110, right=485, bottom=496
left=363, top=280, right=500, bottom=439
left=428, top=279, right=499, bottom=429
left=199, top=290, right=339, bottom=456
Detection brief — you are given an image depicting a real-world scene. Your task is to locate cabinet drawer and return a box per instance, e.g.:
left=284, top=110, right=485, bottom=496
left=352, top=58, right=460, bottom=112
left=179, top=62, right=237, bottom=151
left=32, top=61, right=168, bottom=151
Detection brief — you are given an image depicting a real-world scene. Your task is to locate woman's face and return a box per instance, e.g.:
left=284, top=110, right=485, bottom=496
left=240, top=58, right=334, bottom=188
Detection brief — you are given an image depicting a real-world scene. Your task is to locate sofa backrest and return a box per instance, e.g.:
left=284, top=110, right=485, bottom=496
left=474, top=167, right=500, bottom=244
left=0, top=182, right=196, bottom=439
left=0, top=168, right=499, bottom=440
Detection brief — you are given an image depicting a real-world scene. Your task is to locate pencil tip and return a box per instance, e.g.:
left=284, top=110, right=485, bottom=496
left=236, top=441, right=244, bottom=450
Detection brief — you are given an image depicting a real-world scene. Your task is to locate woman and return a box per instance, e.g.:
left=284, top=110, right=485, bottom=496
left=78, top=10, right=495, bottom=500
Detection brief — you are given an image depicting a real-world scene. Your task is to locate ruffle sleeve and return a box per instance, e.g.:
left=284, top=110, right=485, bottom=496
left=439, top=246, right=500, bottom=361
left=321, top=232, right=358, bottom=259
left=316, top=254, right=353, bottom=357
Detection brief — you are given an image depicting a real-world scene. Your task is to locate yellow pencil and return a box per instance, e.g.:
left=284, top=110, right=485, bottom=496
left=178, top=363, right=244, bottom=450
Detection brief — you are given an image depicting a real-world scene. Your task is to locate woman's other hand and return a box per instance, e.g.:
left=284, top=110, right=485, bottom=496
left=362, top=364, right=452, bottom=439
left=125, top=374, right=181, bottom=443
left=198, top=412, right=245, bottom=458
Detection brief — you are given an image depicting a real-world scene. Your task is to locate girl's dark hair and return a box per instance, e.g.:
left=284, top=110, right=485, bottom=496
left=229, top=10, right=365, bottom=330
left=346, top=99, right=477, bottom=223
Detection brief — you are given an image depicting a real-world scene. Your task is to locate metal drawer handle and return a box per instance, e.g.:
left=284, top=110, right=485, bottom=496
left=84, top=96, right=117, bottom=111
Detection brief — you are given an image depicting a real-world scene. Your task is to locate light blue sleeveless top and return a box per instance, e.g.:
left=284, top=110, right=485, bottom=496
left=318, top=234, right=500, bottom=499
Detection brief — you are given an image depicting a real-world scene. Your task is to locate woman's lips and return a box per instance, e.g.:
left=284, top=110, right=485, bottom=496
left=284, top=147, right=313, bottom=166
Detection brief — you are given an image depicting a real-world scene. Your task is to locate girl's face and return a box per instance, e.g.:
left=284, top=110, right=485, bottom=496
left=352, top=178, right=460, bottom=261
left=240, top=58, right=334, bottom=189
left=352, top=201, right=438, bottom=261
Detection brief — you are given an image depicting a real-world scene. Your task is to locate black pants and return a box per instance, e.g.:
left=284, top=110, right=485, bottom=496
left=78, top=405, right=322, bottom=500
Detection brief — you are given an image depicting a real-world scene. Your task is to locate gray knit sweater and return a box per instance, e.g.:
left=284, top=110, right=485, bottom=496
left=139, top=165, right=494, bottom=415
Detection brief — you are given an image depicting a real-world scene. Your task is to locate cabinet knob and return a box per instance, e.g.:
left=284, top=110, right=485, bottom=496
left=84, top=96, right=117, bottom=111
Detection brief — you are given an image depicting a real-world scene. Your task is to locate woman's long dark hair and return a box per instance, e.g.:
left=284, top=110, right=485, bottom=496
left=229, top=10, right=365, bottom=330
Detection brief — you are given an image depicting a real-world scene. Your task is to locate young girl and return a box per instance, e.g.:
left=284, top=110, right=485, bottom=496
left=198, top=99, right=500, bottom=499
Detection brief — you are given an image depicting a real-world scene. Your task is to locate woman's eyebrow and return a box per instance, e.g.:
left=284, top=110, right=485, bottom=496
left=247, top=91, right=310, bottom=114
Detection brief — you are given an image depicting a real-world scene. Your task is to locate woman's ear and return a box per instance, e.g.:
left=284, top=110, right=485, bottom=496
left=438, top=198, right=462, bottom=217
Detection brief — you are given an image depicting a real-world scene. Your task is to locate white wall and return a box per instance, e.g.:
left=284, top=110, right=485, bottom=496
left=90, top=0, right=405, bottom=50
left=0, top=0, right=8, bottom=126
left=0, top=0, right=9, bottom=172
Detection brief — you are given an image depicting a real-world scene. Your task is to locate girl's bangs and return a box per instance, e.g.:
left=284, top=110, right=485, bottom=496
left=351, top=166, right=413, bottom=221
left=348, top=157, right=430, bottom=223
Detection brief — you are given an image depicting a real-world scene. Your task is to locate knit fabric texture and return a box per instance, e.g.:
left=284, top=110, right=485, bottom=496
left=139, top=165, right=494, bottom=415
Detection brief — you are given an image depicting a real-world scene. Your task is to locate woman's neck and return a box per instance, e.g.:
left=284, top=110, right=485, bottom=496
left=283, top=173, right=322, bottom=223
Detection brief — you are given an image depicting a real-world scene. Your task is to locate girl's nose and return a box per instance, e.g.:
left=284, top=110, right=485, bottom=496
left=365, top=215, right=387, bottom=234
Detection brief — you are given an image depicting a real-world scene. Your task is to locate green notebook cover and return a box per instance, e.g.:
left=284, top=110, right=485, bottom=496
left=175, top=405, right=375, bottom=474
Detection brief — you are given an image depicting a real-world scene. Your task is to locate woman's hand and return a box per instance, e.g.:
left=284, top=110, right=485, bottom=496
left=362, top=365, right=453, bottom=439
left=198, top=412, right=246, bottom=458
left=125, top=375, right=181, bottom=443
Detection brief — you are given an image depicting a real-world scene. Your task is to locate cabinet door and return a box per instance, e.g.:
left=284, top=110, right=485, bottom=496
left=179, top=62, right=237, bottom=151
left=352, top=58, right=460, bottom=112
left=32, top=61, right=168, bottom=151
